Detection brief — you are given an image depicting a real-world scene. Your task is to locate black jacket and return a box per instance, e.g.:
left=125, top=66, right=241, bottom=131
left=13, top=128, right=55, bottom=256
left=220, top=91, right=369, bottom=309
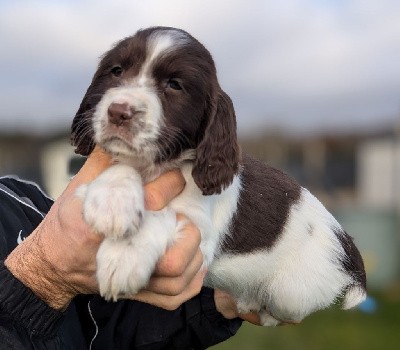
left=0, top=176, right=242, bottom=349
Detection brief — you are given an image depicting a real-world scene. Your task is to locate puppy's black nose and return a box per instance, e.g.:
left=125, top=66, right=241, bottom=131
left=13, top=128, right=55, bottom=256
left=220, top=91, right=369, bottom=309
left=108, top=102, right=133, bottom=126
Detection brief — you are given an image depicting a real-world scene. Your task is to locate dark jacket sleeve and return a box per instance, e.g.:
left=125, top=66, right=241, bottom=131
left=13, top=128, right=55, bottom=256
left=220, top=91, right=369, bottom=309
left=0, top=177, right=87, bottom=349
left=168, top=287, right=243, bottom=349
left=75, top=288, right=242, bottom=350
left=0, top=261, right=88, bottom=350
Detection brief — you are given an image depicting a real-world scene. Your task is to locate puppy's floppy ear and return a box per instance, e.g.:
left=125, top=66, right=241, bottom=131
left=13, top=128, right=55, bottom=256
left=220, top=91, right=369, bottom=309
left=71, top=71, right=105, bottom=156
left=192, top=89, right=241, bottom=195
left=71, top=86, right=95, bottom=156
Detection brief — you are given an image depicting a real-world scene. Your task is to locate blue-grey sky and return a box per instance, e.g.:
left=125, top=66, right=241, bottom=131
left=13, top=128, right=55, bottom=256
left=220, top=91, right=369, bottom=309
left=1, top=0, right=399, bottom=136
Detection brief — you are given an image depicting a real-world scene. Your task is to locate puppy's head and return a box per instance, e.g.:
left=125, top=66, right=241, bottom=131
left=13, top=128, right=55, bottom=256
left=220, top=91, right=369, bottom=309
left=71, top=26, right=240, bottom=195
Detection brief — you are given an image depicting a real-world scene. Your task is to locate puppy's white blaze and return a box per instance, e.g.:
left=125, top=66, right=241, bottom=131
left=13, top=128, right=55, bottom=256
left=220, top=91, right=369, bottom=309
left=207, top=187, right=354, bottom=322
left=138, top=30, right=189, bottom=86
left=342, top=286, right=367, bottom=310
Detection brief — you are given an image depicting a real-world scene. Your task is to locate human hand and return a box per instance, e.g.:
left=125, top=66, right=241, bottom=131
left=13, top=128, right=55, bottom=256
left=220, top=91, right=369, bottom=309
left=5, top=147, right=204, bottom=310
left=213, top=289, right=262, bottom=325
left=130, top=173, right=205, bottom=311
left=131, top=213, right=205, bottom=310
left=5, top=147, right=111, bottom=309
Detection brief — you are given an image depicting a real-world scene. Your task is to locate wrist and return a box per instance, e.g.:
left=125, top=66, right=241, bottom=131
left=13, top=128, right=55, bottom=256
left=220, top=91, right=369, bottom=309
left=0, top=260, right=65, bottom=338
left=214, top=289, right=261, bottom=325
left=5, top=231, right=75, bottom=310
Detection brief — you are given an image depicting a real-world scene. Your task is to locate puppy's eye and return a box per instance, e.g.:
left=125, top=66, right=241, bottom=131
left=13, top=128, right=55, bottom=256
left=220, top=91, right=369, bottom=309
left=110, top=65, right=123, bottom=77
left=167, top=78, right=182, bottom=90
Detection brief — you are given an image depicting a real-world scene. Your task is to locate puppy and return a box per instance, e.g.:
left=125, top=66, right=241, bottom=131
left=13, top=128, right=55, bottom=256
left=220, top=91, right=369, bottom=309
left=71, top=26, right=366, bottom=326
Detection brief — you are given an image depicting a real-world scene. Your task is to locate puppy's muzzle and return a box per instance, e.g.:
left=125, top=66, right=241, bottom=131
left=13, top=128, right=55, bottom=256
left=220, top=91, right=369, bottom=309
left=108, top=102, right=137, bottom=127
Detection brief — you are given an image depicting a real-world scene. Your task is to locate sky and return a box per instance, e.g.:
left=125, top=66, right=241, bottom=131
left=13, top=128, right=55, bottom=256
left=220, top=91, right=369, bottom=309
left=0, top=0, right=399, bottom=136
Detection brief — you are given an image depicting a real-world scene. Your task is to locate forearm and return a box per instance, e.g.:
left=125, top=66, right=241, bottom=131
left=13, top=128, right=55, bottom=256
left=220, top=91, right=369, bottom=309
left=4, top=147, right=112, bottom=310
left=0, top=260, right=64, bottom=340
left=4, top=231, right=75, bottom=310
left=185, top=288, right=243, bottom=349
left=0, top=260, right=88, bottom=348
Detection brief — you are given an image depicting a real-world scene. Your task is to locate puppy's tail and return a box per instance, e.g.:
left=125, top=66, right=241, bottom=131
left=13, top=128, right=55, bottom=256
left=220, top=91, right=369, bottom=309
left=342, top=285, right=367, bottom=310
left=335, top=229, right=367, bottom=310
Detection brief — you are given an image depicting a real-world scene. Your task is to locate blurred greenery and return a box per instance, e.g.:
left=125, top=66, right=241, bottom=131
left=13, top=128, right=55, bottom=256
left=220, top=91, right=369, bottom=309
left=211, top=293, right=400, bottom=350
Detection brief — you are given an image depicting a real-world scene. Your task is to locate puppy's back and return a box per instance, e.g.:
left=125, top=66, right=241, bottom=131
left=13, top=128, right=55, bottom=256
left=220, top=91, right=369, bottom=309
left=221, top=154, right=302, bottom=253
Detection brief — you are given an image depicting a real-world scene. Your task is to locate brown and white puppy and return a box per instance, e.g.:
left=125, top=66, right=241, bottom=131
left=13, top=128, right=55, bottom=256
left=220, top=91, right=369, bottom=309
left=71, top=26, right=366, bottom=326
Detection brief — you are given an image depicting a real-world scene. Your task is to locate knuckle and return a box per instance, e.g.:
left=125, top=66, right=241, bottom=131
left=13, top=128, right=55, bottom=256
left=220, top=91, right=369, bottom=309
left=189, top=225, right=201, bottom=246
left=144, top=188, right=163, bottom=210
left=179, top=220, right=201, bottom=247
left=160, top=256, right=186, bottom=277
left=167, top=278, right=186, bottom=296
left=192, top=279, right=203, bottom=296
left=184, top=219, right=200, bottom=236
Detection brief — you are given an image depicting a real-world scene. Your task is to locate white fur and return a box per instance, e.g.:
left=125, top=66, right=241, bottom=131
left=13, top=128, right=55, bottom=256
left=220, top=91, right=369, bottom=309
left=342, top=286, right=367, bottom=310
left=169, top=164, right=241, bottom=267
left=93, top=85, right=162, bottom=158
left=137, top=30, right=189, bottom=86
left=77, top=164, right=144, bottom=238
left=97, top=208, right=178, bottom=301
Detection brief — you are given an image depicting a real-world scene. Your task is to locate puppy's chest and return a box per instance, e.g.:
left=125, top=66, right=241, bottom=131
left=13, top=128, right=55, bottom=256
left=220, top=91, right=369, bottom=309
left=168, top=165, right=241, bottom=244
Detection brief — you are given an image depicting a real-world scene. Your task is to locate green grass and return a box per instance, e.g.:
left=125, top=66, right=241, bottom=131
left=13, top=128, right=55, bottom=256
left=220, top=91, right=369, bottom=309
left=211, top=294, right=400, bottom=350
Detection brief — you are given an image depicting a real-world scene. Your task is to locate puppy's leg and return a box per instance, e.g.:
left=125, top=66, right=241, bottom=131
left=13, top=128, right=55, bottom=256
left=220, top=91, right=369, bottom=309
left=236, top=298, right=281, bottom=326
left=258, top=310, right=281, bottom=327
left=236, top=298, right=260, bottom=315
left=96, top=208, right=178, bottom=301
left=76, top=164, right=144, bottom=239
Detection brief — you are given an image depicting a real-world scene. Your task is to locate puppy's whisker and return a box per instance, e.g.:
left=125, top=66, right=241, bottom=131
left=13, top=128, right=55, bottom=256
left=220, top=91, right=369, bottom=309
left=72, top=117, right=94, bottom=145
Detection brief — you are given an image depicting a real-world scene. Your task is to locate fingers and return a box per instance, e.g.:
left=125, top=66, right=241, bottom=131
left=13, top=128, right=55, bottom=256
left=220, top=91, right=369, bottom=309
left=129, top=215, right=204, bottom=311
left=144, top=170, right=186, bottom=210
left=132, top=269, right=206, bottom=311
left=214, top=289, right=262, bottom=325
left=146, top=249, right=203, bottom=295
left=153, top=214, right=201, bottom=277
left=213, top=289, right=239, bottom=320
left=65, top=146, right=113, bottom=194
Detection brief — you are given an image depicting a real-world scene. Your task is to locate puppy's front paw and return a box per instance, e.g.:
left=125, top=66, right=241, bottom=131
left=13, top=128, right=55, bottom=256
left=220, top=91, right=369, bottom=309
left=97, top=238, right=152, bottom=301
left=76, top=165, right=144, bottom=238
left=259, top=310, right=281, bottom=327
left=96, top=209, right=177, bottom=301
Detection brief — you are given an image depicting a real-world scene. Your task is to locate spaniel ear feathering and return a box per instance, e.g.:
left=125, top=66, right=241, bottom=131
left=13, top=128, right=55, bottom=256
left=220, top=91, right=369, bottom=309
left=71, top=26, right=366, bottom=326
